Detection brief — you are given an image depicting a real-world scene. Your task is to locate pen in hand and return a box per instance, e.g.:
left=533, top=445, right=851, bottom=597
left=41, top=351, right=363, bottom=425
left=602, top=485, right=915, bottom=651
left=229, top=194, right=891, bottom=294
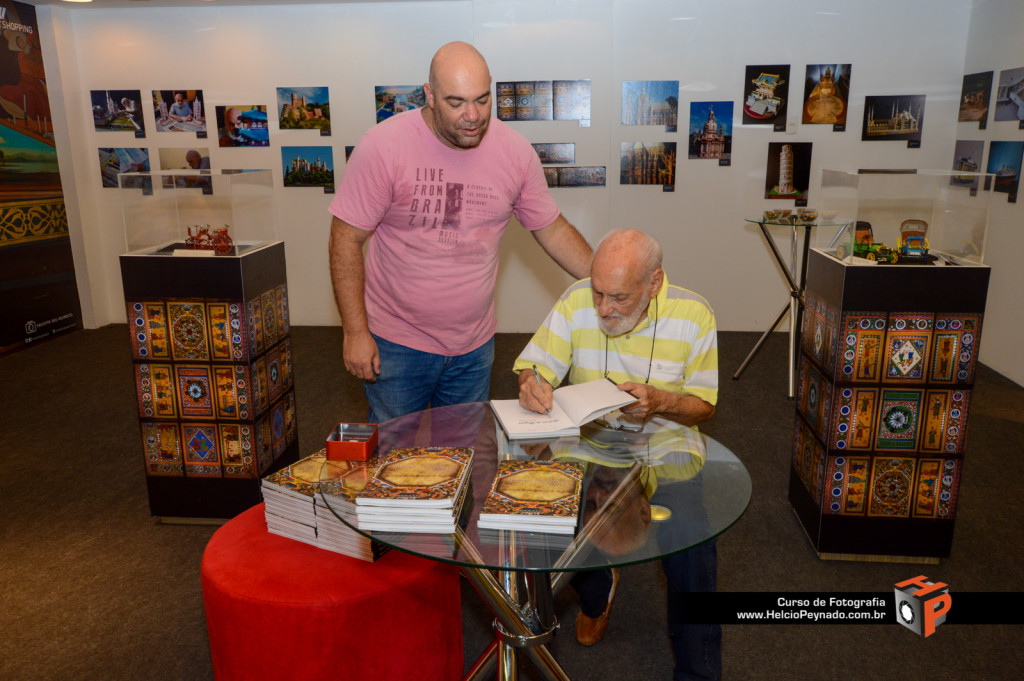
left=532, top=364, right=551, bottom=416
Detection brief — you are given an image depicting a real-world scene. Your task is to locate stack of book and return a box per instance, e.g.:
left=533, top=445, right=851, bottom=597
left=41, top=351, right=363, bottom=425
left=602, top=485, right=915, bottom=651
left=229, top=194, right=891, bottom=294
left=355, top=446, right=474, bottom=534
left=261, top=455, right=323, bottom=545
left=261, top=452, right=388, bottom=561
left=477, top=459, right=584, bottom=535
left=316, top=458, right=391, bottom=562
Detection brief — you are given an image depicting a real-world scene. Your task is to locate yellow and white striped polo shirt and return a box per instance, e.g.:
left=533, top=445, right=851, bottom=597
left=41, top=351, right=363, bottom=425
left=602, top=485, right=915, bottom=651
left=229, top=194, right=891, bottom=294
left=513, top=275, right=718, bottom=407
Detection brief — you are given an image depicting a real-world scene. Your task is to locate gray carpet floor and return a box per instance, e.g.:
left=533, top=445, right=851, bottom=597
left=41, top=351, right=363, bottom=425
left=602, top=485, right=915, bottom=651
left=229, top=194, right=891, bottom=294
left=1, top=325, right=1022, bottom=681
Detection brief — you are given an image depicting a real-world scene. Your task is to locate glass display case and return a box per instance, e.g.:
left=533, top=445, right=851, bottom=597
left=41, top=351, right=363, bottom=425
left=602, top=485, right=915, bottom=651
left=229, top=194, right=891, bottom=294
left=118, top=168, right=296, bottom=518
left=791, top=172, right=993, bottom=560
left=815, top=170, right=994, bottom=267
left=119, top=169, right=277, bottom=255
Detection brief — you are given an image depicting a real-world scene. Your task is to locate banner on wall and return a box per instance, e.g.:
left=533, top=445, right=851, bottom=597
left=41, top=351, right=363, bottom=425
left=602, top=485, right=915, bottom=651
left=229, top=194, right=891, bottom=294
left=0, top=0, right=81, bottom=356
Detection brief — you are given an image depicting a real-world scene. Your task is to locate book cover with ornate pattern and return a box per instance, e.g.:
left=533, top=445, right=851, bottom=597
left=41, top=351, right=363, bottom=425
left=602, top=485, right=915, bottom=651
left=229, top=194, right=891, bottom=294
left=478, top=459, right=584, bottom=522
left=356, top=447, right=473, bottom=507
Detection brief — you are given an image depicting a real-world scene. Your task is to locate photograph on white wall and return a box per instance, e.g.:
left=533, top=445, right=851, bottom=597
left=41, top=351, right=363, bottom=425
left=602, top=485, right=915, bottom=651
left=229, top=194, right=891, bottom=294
left=687, top=101, right=732, bottom=161
left=375, top=85, right=425, bottom=124
left=861, top=95, right=925, bottom=144
left=544, top=166, right=605, bottom=188
left=958, top=71, right=993, bottom=125
left=98, top=147, right=149, bottom=188
left=159, top=147, right=209, bottom=170
left=90, top=89, right=145, bottom=136
left=951, top=140, right=984, bottom=189
left=553, top=80, right=591, bottom=122
left=215, top=105, right=269, bottom=147
left=622, top=81, right=678, bottom=132
left=994, top=67, right=1024, bottom=122
left=742, top=65, right=790, bottom=128
left=620, top=142, right=676, bottom=189
left=801, top=64, right=851, bottom=127
left=764, top=142, right=811, bottom=200
left=532, top=143, right=574, bottom=164
left=277, top=87, right=331, bottom=134
left=496, top=80, right=591, bottom=122
left=499, top=81, right=552, bottom=121
left=152, top=90, right=207, bottom=134
left=282, top=146, right=334, bottom=190
left=986, top=140, right=1023, bottom=197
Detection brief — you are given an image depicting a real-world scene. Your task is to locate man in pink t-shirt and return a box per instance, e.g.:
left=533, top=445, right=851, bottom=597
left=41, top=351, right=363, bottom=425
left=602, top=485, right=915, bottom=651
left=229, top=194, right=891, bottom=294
left=328, top=41, right=591, bottom=422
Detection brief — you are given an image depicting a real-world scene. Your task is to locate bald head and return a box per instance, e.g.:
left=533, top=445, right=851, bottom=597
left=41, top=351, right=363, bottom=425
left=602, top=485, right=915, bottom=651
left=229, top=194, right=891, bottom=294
left=225, top=107, right=242, bottom=134
left=591, top=229, right=664, bottom=336
left=592, top=229, right=663, bottom=283
left=423, top=42, right=492, bottom=150
left=428, top=41, right=490, bottom=90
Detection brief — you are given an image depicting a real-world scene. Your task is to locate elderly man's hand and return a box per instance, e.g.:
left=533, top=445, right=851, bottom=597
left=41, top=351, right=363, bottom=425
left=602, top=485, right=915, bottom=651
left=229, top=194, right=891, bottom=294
left=518, top=370, right=554, bottom=415
left=616, top=382, right=662, bottom=420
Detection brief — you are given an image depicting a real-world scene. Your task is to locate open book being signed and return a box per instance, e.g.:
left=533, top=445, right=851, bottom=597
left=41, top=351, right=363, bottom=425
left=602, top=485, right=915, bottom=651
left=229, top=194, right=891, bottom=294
left=489, top=378, right=638, bottom=439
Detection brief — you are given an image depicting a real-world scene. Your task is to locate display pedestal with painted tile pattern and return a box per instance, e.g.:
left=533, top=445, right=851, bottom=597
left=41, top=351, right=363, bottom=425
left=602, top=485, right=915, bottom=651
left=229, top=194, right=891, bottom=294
left=120, top=242, right=299, bottom=518
left=789, top=249, right=989, bottom=561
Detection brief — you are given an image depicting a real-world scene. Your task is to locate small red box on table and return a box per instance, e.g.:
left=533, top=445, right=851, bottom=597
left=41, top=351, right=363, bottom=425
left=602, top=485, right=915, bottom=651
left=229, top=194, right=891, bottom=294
left=325, top=423, right=379, bottom=461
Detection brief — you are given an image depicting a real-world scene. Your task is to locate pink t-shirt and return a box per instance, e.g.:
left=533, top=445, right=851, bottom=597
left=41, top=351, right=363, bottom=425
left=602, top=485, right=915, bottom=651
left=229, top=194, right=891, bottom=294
left=329, top=109, right=560, bottom=355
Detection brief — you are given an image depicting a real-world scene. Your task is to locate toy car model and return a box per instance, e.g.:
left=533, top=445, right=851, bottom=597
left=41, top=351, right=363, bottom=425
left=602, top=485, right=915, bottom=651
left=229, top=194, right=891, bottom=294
left=835, top=221, right=898, bottom=263
left=897, top=219, right=930, bottom=263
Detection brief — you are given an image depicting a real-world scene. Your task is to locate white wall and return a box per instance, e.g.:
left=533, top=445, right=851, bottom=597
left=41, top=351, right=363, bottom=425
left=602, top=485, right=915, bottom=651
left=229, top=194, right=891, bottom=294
left=40, top=0, right=1021, bottom=384
left=962, top=0, right=1024, bottom=386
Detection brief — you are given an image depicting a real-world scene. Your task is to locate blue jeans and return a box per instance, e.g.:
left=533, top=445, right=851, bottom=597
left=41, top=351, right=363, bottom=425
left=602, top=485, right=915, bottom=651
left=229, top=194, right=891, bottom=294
left=363, top=334, right=495, bottom=423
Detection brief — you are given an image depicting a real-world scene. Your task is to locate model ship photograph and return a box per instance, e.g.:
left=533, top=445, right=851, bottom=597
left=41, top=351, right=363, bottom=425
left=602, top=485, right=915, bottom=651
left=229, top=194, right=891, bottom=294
left=987, top=140, right=1023, bottom=195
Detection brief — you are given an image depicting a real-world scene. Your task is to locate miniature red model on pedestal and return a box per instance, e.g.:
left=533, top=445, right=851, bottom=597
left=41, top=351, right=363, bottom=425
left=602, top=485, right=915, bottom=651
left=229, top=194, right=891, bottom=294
left=186, top=225, right=234, bottom=254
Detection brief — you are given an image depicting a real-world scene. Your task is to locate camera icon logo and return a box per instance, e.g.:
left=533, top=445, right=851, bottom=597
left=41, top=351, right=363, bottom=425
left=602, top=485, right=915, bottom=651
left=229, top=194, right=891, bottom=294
left=894, top=575, right=951, bottom=638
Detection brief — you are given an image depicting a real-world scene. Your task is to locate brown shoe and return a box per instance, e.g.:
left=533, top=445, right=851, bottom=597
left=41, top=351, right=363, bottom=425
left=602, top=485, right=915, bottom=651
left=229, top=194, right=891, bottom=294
left=574, top=569, right=620, bottom=646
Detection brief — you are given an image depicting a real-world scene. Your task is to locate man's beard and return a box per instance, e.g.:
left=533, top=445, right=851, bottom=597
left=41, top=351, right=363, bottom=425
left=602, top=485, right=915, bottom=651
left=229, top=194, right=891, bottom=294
left=598, top=292, right=651, bottom=337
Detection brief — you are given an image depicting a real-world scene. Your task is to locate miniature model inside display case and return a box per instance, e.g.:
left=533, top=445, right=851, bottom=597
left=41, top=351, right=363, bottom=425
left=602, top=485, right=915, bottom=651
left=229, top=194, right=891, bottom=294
left=897, top=219, right=930, bottom=263
left=185, top=225, right=234, bottom=253
left=119, top=169, right=297, bottom=518
left=835, top=221, right=898, bottom=263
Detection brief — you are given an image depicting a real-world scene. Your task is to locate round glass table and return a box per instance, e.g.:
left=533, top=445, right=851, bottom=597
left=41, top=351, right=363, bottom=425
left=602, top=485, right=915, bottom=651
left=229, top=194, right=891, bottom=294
left=319, top=402, right=751, bottom=681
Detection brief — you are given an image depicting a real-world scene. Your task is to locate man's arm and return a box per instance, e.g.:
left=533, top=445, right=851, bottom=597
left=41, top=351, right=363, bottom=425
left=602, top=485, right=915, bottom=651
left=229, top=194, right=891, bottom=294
left=531, top=214, right=592, bottom=280
left=328, top=216, right=379, bottom=381
left=615, top=383, right=715, bottom=427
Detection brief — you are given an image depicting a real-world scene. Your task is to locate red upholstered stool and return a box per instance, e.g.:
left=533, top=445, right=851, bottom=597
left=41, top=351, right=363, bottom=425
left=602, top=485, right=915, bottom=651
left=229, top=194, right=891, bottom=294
left=201, top=503, right=463, bottom=681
